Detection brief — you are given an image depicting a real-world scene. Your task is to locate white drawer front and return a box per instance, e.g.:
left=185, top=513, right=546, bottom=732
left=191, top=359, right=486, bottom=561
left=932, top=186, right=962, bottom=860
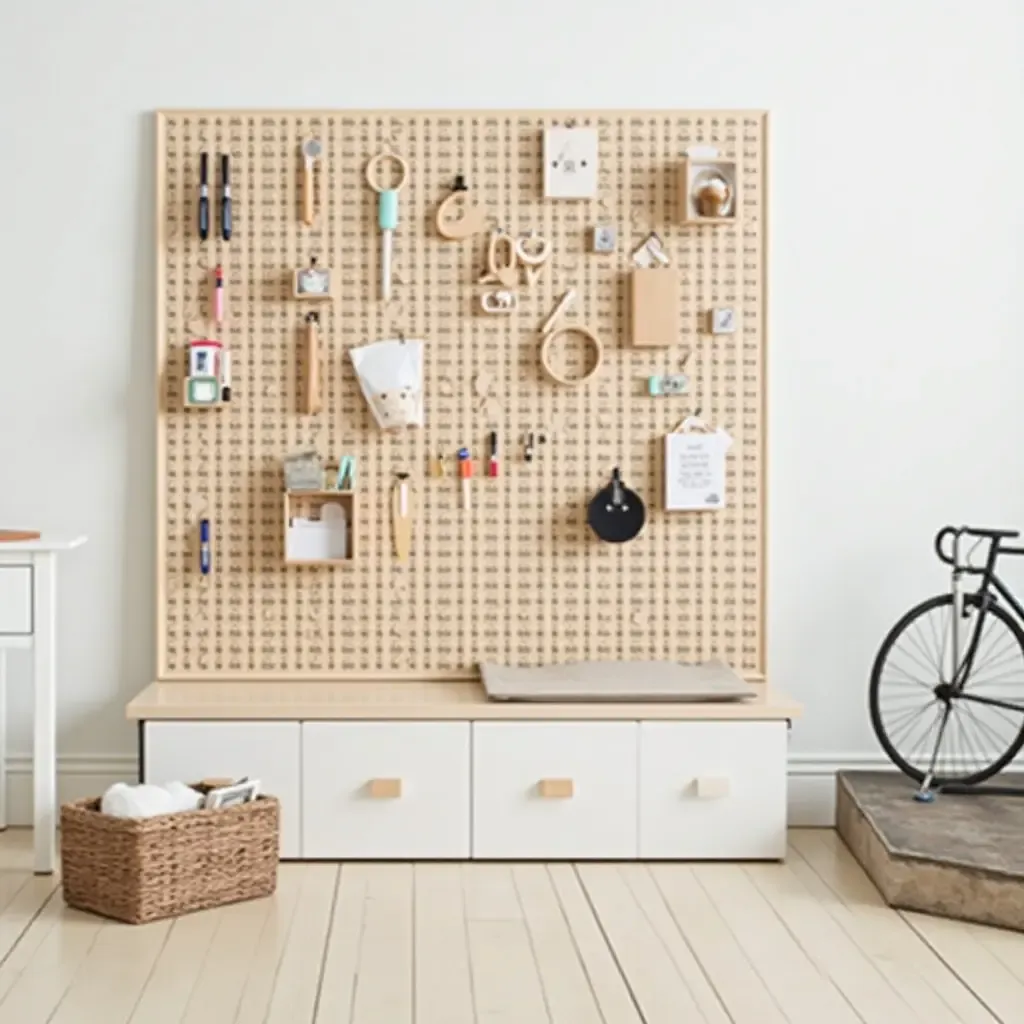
left=0, top=566, right=32, bottom=634
left=302, top=723, right=470, bottom=859
left=639, top=721, right=787, bottom=859
left=144, top=722, right=301, bottom=858
left=472, top=723, right=638, bottom=859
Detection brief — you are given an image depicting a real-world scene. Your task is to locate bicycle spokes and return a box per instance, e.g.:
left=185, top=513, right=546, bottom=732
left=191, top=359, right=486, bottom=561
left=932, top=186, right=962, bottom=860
left=871, top=595, right=1024, bottom=785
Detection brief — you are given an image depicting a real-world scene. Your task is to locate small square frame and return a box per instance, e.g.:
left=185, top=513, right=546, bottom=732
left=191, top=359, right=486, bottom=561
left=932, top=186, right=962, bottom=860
left=707, top=306, right=738, bottom=335
left=293, top=265, right=332, bottom=300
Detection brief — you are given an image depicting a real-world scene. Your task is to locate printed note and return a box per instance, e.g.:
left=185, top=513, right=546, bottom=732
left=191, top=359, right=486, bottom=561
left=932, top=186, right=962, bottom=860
left=664, top=430, right=733, bottom=511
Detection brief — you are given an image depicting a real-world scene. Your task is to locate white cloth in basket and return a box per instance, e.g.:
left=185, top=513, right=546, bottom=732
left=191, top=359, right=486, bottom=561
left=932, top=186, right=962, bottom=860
left=100, top=781, right=203, bottom=819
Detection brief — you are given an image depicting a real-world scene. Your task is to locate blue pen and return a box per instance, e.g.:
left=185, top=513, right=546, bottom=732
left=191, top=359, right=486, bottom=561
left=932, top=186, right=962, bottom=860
left=200, top=518, right=211, bottom=574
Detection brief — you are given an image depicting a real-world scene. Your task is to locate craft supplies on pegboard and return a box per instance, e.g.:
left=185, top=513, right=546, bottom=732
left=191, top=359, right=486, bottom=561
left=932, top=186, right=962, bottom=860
left=156, top=110, right=767, bottom=681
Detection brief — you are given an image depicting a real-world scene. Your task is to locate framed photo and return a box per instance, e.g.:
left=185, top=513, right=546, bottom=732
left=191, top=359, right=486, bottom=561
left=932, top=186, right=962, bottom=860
left=203, top=778, right=261, bottom=810
left=708, top=306, right=738, bottom=335
left=294, top=264, right=331, bottom=299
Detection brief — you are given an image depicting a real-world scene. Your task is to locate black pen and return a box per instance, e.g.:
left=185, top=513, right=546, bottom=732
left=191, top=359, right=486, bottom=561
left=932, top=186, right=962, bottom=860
left=198, top=153, right=209, bottom=240
left=220, top=154, right=232, bottom=241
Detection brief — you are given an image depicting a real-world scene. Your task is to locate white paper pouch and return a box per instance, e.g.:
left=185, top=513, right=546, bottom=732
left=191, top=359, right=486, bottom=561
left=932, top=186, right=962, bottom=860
left=349, top=338, right=425, bottom=429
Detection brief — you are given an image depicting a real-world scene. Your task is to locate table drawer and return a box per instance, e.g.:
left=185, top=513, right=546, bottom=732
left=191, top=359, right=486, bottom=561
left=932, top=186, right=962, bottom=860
left=639, top=721, right=788, bottom=859
left=472, top=723, right=638, bottom=859
left=0, top=566, right=32, bottom=635
left=144, top=722, right=302, bottom=858
left=302, top=723, right=470, bottom=859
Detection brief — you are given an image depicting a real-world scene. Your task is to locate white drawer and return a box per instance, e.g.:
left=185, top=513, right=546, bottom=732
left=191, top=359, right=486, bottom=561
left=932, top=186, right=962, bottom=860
left=302, top=723, right=470, bottom=859
left=639, top=721, right=788, bottom=859
left=0, top=566, right=32, bottom=635
left=472, top=723, right=638, bottom=859
left=144, top=722, right=302, bottom=858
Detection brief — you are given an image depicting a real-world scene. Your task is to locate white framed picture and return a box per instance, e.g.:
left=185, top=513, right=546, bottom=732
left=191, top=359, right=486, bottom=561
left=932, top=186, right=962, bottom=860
left=203, top=778, right=261, bottom=810
left=708, top=306, right=738, bottom=334
left=664, top=429, right=733, bottom=511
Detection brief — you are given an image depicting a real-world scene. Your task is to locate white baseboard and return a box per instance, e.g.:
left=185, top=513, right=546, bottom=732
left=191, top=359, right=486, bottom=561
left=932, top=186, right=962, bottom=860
left=0, top=753, right=888, bottom=829
left=1, top=755, right=136, bottom=828
left=787, top=754, right=895, bottom=826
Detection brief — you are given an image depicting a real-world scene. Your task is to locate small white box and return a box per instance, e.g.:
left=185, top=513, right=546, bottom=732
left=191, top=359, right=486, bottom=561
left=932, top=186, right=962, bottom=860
left=544, top=126, right=599, bottom=200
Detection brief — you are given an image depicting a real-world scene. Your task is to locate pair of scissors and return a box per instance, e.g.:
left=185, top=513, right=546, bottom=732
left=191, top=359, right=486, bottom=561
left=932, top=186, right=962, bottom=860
left=365, top=151, right=409, bottom=301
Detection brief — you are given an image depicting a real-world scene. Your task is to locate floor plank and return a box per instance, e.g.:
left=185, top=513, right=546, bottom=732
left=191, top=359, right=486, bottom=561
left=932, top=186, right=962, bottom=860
left=48, top=917, right=173, bottom=1024
left=744, top=856, right=920, bottom=1023
left=126, top=903, right=223, bottom=1024
left=254, top=864, right=337, bottom=1024
left=0, top=876, right=58, bottom=968
left=414, top=864, right=475, bottom=1024
left=651, top=864, right=789, bottom=1024
left=547, top=865, right=643, bottom=1024
left=904, top=910, right=1024, bottom=1024
left=229, top=864, right=314, bottom=1023
left=511, top=864, right=605, bottom=1024
left=577, top=863, right=712, bottom=1024
left=793, top=830, right=1001, bottom=1024
left=350, top=863, right=414, bottom=1024
left=619, top=866, right=731, bottom=1023
left=314, top=864, right=370, bottom=1023
left=465, top=864, right=549, bottom=1023
left=0, top=887, right=74, bottom=1005
left=969, top=918, right=1024, bottom=987
left=0, top=905, right=106, bottom=1023
left=462, top=861, right=523, bottom=921
left=179, top=888, right=277, bottom=1024
left=691, top=862, right=864, bottom=1024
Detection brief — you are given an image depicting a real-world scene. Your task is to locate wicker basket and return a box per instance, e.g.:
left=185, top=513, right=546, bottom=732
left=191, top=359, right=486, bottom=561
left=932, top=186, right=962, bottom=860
left=60, top=789, right=279, bottom=924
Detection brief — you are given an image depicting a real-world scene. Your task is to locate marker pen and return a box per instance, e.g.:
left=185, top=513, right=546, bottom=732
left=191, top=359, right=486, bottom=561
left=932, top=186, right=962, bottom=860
left=488, top=431, right=499, bottom=478
left=220, top=349, right=232, bottom=403
left=457, top=448, right=472, bottom=510
left=220, top=154, right=232, bottom=241
left=199, top=518, right=212, bottom=574
left=198, top=153, right=209, bottom=240
left=213, top=264, right=224, bottom=325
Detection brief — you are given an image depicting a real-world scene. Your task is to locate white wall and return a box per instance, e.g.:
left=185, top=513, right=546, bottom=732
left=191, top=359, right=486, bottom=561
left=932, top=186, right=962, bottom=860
left=1, top=0, right=1022, bottom=823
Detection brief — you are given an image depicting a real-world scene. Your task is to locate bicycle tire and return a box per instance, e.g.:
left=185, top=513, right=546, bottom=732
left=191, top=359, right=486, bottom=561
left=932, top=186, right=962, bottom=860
left=869, top=593, right=1024, bottom=785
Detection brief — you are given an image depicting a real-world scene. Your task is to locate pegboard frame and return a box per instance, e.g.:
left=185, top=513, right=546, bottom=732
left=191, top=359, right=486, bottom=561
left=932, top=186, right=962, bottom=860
left=155, top=109, right=770, bottom=683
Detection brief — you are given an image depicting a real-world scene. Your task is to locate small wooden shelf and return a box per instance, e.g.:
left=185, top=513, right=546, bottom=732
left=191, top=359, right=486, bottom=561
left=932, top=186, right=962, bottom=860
left=284, top=490, right=357, bottom=565
left=680, top=157, right=739, bottom=226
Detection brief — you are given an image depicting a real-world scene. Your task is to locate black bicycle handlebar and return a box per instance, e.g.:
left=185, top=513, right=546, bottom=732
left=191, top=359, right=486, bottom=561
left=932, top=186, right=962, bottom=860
left=934, top=525, right=1020, bottom=566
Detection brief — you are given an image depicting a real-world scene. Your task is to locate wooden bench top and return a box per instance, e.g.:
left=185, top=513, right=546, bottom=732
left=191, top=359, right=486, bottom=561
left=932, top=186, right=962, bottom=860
left=126, top=680, right=802, bottom=722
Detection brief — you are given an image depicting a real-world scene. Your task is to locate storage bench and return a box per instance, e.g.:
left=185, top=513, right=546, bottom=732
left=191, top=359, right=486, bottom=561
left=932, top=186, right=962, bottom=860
left=127, top=680, right=800, bottom=861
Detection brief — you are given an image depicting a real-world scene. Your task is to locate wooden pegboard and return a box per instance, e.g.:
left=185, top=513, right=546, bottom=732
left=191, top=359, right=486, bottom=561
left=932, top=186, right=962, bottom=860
left=156, top=110, right=768, bottom=681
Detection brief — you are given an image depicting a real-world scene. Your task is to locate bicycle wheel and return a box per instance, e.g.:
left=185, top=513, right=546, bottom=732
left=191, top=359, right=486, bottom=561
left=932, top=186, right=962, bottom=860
left=870, top=593, right=1024, bottom=785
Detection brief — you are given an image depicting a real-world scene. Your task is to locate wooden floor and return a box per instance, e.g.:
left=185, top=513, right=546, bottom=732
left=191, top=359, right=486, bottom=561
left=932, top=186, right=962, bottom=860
left=0, top=830, right=1022, bottom=1023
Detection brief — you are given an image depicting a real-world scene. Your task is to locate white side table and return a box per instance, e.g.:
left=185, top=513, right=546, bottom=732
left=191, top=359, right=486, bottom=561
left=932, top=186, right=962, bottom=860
left=0, top=536, right=86, bottom=873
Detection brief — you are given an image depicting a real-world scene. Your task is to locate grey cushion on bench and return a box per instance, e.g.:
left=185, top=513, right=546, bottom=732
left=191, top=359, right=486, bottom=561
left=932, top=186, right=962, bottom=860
left=480, top=659, right=756, bottom=703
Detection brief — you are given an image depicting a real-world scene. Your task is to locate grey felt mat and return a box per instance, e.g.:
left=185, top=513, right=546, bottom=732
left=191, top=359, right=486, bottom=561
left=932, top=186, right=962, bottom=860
left=480, top=659, right=756, bottom=702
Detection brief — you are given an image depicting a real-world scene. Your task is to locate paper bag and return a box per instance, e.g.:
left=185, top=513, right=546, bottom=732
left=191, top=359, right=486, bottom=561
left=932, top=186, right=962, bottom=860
left=349, top=339, right=425, bottom=429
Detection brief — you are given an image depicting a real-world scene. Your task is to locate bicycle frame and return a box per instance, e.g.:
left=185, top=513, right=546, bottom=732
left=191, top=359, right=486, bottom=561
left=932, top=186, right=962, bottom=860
left=948, top=533, right=1024, bottom=715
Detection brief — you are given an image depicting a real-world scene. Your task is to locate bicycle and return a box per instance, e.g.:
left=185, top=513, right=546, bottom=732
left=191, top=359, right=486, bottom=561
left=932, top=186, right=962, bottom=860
left=869, top=525, right=1024, bottom=800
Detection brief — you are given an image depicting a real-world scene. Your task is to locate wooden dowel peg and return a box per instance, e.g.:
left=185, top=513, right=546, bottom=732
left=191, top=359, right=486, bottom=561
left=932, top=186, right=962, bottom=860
left=368, top=778, right=402, bottom=799
left=537, top=778, right=574, bottom=799
left=391, top=473, right=415, bottom=563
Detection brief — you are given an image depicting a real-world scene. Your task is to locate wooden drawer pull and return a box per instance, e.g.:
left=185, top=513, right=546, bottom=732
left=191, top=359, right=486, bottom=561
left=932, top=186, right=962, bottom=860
left=368, top=778, right=402, bottom=799
left=695, top=776, right=731, bottom=799
left=537, top=778, right=574, bottom=799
